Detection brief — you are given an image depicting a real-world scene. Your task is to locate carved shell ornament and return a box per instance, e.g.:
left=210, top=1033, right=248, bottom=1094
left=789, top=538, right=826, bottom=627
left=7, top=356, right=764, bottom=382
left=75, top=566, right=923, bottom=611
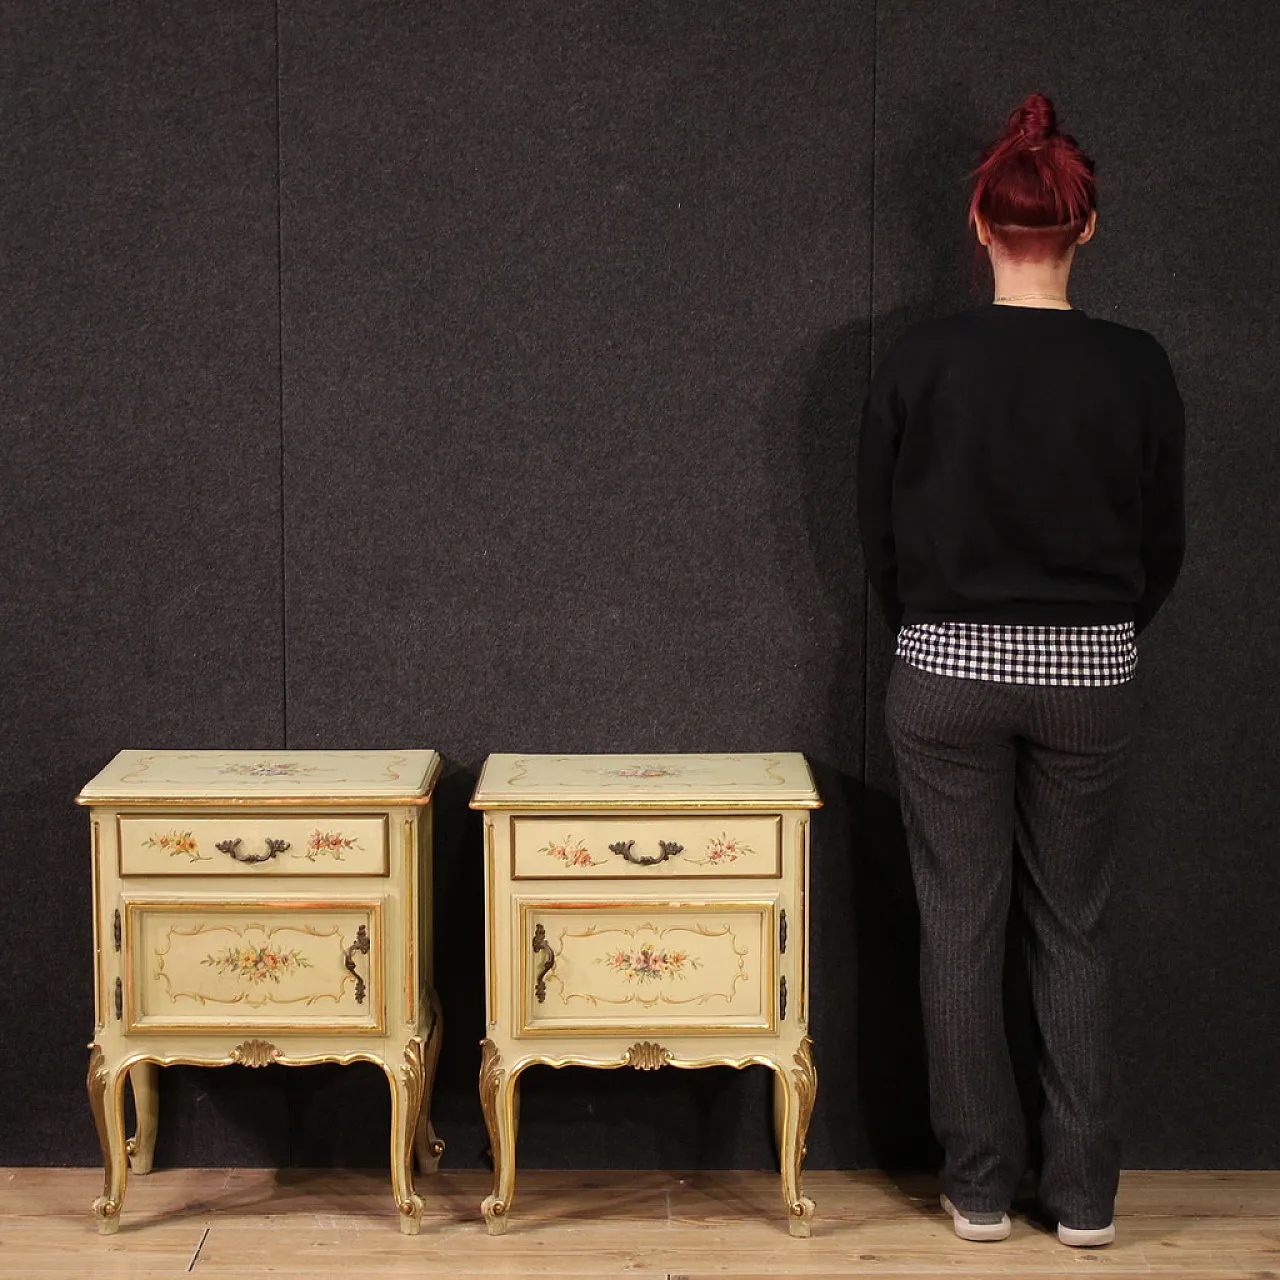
left=624, top=1042, right=671, bottom=1071
left=230, top=1039, right=281, bottom=1068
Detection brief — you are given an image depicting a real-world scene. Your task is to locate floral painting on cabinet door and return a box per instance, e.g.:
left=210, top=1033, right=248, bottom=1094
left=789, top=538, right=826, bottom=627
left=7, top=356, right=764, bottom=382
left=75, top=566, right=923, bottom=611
left=202, top=945, right=312, bottom=984
left=601, top=943, right=702, bottom=982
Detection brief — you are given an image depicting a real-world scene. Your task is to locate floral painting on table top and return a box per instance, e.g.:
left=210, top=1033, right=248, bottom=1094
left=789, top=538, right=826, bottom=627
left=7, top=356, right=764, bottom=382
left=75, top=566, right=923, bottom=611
left=217, top=762, right=320, bottom=778
left=596, top=765, right=685, bottom=779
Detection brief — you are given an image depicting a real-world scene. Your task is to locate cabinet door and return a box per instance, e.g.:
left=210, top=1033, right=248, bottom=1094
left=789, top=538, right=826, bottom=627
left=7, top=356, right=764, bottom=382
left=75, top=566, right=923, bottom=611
left=123, top=899, right=384, bottom=1033
left=516, top=899, right=777, bottom=1036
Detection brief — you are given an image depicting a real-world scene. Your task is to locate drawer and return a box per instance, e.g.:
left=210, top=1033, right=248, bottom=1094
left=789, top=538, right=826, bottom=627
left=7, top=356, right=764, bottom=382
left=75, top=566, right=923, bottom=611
left=117, top=813, right=389, bottom=877
left=123, top=899, right=384, bottom=1033
left=516, top=899, right=777, bottom=1035
left=510, top=814, right=782, bottom=880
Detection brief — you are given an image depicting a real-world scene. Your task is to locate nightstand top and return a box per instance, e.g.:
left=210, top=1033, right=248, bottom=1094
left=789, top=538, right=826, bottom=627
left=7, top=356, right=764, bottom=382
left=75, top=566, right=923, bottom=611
left=76, top=749, right=442, bottom=806
left=470, top=752, right=821, bottom=811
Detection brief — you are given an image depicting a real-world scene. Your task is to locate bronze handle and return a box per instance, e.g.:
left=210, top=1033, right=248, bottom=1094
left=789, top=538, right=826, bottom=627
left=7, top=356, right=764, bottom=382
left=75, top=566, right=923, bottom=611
left=343, top=924, right=370, bottom=1004
left=114, top=978, right=123, bottom=1021
left=112, top=909, right=122, bottom=952
left=779, top=908, right=788, bottom=955
left=532, top=923, right=555, bottom=1003
left=215, top=837, right=290, bottom=864
left=608, top=839, right=684, bottom=867
left=779, top=975, right=788, bottom=1022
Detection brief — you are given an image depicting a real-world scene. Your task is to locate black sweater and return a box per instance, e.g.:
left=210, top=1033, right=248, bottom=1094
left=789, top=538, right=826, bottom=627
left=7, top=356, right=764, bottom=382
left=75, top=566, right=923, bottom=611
left=858, top=305, right=1185, bottom=632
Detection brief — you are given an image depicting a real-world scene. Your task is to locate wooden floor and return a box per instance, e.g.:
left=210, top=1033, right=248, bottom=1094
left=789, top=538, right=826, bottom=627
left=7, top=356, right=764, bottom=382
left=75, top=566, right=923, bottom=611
left=1, top=1168, right=1276, bottom=1278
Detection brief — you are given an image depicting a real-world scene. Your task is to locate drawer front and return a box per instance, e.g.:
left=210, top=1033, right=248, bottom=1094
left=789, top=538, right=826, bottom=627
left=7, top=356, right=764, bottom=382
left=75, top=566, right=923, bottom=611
left=124, top=900, right=384, bottom=1032
left=517, top=899, right=776, bottom=1035
left=511, top=814, right=782, bottom=880
left=117, top=814, right=389, bottom=876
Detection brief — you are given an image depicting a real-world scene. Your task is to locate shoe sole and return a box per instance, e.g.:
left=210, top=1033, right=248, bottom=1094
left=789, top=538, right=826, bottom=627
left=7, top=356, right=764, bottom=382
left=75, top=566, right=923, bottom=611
left=1058, top=1222, right=1116, bottom=1247
left=941, top=1194, right=1012, bottom=1242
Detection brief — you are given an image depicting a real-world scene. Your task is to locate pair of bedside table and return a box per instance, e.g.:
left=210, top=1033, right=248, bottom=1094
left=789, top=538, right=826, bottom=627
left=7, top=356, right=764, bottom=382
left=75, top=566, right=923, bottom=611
left=78, top=749, right=821, bottom=1237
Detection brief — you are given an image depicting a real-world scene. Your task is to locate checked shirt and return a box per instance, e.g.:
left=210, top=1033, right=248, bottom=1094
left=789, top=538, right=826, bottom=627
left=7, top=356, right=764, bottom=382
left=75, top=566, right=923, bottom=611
left=897, top=622, right=1137, bottom=687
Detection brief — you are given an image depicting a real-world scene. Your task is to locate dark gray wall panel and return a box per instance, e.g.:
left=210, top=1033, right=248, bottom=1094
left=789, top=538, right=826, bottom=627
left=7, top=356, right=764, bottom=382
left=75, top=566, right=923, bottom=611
left=0, top=3, right=284, bottom=1162
left=280, top=1, right=873, bottom=1168
left=868, top=0, right=1280, bottom=1167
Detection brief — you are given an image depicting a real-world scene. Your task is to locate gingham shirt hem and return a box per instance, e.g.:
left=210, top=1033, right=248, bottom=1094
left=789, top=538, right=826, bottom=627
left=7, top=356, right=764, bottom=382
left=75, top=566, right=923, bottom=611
left=897, top=621, right=1137, bottom=687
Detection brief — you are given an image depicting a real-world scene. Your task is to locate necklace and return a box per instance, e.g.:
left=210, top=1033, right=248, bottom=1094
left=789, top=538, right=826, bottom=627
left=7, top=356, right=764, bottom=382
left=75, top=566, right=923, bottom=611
left=994, top=292, right=1070, bottom=304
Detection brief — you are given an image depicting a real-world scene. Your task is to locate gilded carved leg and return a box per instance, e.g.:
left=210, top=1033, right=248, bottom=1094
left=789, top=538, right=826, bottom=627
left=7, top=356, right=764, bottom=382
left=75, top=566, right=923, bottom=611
left=87, top=1045, right=129, bottom=1234
left=773, top=1037, right=818, bottom=1238
left=127, top=1061, right=159, bottom=1175
left=479, top=1039, right=521, bottom=1235
left=413, top=990, right=446, bottom=1175
left=385, top=1040, right=427, bottom=1236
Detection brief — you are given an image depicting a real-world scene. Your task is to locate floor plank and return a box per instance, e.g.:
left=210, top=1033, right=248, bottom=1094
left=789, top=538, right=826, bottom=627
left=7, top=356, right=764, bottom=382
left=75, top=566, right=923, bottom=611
left=0, top=1168, right=1275, bottom=1278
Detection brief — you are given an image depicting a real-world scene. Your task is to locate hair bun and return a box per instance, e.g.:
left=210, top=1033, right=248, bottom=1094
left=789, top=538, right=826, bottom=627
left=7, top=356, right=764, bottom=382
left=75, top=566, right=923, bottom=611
left=1006, top=93, right=1058, bottom=144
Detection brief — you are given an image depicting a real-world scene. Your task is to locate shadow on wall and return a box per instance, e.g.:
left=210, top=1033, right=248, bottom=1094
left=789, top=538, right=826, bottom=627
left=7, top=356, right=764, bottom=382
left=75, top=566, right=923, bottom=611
left=768, top=88, right=1006, bottom=1171
left=758, top=308, right=927, bottom=1170
left=790, top=312, right=940, bottom=1172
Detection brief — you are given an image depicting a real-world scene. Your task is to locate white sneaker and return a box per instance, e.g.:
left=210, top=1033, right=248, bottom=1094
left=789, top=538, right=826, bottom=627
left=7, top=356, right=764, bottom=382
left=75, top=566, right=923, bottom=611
left=941, top=1194, right=1012, bottom=1242
left=1058, top=1221, right=1116, bottom=1247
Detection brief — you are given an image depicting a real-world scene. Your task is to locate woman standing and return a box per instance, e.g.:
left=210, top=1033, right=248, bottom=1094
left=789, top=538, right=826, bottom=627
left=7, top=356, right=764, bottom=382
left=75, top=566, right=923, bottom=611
left=858, top=94, right=1185, bottom=1248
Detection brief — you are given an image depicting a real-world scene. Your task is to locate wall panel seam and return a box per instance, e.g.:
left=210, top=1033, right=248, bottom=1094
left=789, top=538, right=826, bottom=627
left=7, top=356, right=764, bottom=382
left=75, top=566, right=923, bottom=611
left=275, top=0, right=289, bottom=751
left=861, top=0, right=879, bottom=799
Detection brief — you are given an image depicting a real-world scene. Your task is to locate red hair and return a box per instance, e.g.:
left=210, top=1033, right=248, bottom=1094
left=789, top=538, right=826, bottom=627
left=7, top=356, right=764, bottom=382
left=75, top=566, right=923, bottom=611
left=970, top=94, right=1096, bottom=261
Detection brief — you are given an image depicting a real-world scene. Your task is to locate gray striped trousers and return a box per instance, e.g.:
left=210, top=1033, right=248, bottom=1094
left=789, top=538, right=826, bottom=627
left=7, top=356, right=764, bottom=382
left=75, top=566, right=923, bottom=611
left=886, top=659, right=1136, bottom=1230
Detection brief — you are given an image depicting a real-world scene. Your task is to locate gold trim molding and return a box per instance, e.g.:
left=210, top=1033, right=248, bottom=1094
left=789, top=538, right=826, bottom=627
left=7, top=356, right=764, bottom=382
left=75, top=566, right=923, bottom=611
left=485, top=821, right=497, bottom=1026
left=404, top=818, right=416, bottom=1025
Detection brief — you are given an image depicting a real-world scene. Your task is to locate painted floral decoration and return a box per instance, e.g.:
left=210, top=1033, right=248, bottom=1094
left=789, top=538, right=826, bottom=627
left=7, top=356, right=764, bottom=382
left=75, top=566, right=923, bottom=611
left=599, top=765, right=682, bottom=779
left=203, top=945, right=311, bottom=984
left=218, top=762, right=318, bottom=778
left=699, top=832, right=754, bottom=865
left=143, top=831, right=207, bottom=861
left=602, top=943, right=701, bottom=982
left=539, top=836, right=603, bottom=867
left=306, top=830, right=361, bottom=860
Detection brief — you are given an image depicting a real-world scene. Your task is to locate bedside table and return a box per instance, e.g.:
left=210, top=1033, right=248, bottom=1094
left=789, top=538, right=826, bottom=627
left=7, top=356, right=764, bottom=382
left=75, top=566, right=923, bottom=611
left=77, top=749, right=445, bottom=1235
left=470, top=752, right=822, bottom=1236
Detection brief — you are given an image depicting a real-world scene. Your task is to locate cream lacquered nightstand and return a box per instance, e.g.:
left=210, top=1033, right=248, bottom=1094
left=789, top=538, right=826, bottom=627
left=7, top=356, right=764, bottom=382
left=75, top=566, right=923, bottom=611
left=470, top=752, right=822, bottom=1237
left=77, top=749, right=445, bottom=1235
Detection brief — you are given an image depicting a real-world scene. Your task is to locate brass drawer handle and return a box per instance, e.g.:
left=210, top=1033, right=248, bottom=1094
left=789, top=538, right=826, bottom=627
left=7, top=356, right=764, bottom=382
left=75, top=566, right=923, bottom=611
left=214, top=837, right=291, bottom=865
left=532, top=923, right=556, bottom=1003
left=343, top=924, right=371, bottom=1004
left=608, top=839, right=684, bottom=867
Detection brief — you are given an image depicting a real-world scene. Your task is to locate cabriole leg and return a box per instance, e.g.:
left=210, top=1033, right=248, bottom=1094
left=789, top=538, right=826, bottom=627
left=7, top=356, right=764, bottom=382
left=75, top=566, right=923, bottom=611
left=386, top=1041, right=427, bottom=1235
left=127, top=1061, right=159, bottom=1175
left=479, top=1040, right=522, bottom=1235
left=413, top=991, right=446, bottom=1174
left=87, top=1045, right=129, bottom=1234
left=773, top=1037, right=818, bottom=1238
